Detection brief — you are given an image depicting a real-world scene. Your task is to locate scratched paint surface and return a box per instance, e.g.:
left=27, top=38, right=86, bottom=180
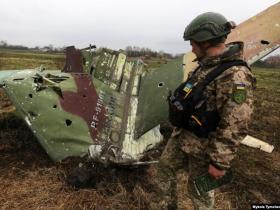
left=135, top=57, right=183, bottom=138
left=2, top=70, right=95, bottom=161
left=227, top=2, right=280, bottom=64
left=59, top=74, right=106, bottom=142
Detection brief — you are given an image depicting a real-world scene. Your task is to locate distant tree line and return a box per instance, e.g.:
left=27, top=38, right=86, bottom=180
left=1, top=40, right=279, bottom=66
left=264, top=55, right=280, bottom=68
left=0, top=41, right=174, bottom=58
left=125, top=46, right=173, bottom=59
left=0, top=40, right=65, bottom=52
left=0, top=40, right=29, bottom=50
left=253, top=55, right=280, bottom=68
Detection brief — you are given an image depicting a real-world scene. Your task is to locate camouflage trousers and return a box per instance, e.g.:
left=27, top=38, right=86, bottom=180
left=150, top=132, right=214, bottom=210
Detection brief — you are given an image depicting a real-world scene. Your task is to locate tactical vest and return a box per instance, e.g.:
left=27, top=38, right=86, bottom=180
left=169, top=60, right=249, bottom=138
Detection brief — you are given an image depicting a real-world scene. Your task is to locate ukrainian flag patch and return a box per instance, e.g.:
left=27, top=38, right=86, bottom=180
left=183, top=83, right=193, bottom=93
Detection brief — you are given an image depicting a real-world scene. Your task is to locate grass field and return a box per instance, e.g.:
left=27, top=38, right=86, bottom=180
left=0, top=49, right=65, bottom=70
left=0, top=50, right=279, bottom=209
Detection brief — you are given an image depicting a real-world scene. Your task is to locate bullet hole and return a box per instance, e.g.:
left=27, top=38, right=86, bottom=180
left=158, top=82, right=165, bottom=87
left=28, top=111, right=37, bottom=117
left=90, top=66, right=96, bottom=75
left=261, top=40, right=270, bottom=45
left=28, top=94, right=33, bottom=98
left=53, top=105, right=57, bottom=109
left=82, top=94, right=87, bottom=98
left=65, top=119, right=72, bottom=126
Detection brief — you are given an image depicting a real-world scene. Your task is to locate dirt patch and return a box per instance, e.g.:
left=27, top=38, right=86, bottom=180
left=0, top=112, right=154, bottom=210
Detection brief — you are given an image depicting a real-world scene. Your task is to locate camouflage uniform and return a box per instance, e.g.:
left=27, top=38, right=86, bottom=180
left=150, top=42, right=255, bottom=210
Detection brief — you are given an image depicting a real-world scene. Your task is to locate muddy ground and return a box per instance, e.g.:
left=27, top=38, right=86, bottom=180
left=0, top=67, right=280, bottom=210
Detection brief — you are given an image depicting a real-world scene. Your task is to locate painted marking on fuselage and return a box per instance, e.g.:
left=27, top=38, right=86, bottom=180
left=59, top=74, right=107, bottom=142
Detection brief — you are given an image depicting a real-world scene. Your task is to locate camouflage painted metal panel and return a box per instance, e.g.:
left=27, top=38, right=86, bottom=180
left=227, top=2, right=280, bottom=65
left=88, top=57, right=165, bottom=163
left=63, top=46, right=84, bottom=73
left=135, top=57, right=183, bottom=138
left=184, top=2, right=280, bottom=79
left=92, top=49, right=126, bottom=90
left=2, top=70, right=109, bottom=161
left=0, top=48, right=152, bottom=163
left=0, top=70, right=22, bottom=85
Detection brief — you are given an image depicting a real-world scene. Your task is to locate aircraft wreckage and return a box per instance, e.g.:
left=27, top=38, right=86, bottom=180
left=0, top=2, right=279, bottom=165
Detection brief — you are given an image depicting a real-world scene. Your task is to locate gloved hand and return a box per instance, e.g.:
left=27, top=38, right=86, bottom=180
left=208, top=164, right=226, bottom=180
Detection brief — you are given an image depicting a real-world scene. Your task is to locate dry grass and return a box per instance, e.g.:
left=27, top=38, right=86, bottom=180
left=0, top=113, right=154, bottom=209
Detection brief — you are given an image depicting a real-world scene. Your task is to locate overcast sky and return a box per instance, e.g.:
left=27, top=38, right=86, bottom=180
left=0, top=0, right=279, bottom=54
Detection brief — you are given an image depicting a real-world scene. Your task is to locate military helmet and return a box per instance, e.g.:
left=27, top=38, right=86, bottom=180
left=183, top=12, right=236, bottom=42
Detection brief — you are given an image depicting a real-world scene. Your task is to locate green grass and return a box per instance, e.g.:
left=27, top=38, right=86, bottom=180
left=0, top=49, right=65, bottom=70
left=144, top=57, right=171, bottom=71
left=252, top=67, right=280, bottom=90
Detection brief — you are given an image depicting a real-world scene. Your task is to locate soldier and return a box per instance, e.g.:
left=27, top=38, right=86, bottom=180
left=150, top=12, right=255, bottom=210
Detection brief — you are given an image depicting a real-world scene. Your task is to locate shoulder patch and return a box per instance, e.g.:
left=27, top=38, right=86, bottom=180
left=232, top=83, right=247, bottom=104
